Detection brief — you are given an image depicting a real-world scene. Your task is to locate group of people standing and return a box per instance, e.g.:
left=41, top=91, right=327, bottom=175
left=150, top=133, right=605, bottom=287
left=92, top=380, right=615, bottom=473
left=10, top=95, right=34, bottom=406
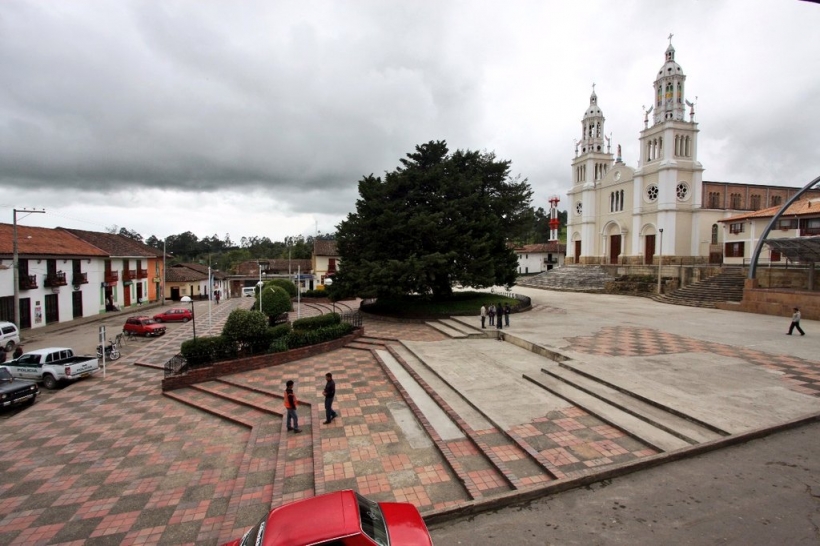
left=283, top=372, right=337, bottom=434
left=480, top=303, right=511, bottom=329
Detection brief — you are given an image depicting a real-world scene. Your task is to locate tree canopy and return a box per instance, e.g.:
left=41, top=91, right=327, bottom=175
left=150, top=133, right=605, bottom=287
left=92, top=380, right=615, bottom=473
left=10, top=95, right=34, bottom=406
left=334, top=140, right=533, bottom=300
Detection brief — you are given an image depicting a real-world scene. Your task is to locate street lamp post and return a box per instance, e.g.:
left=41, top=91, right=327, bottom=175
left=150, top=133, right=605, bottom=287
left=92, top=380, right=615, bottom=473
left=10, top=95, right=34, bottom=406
left=323, top=277, right=336, bottom=314
left=657, top=228, right=664, bottom=294
left=256, top=280, right=264, bottom=313
left=180, top=296, right=196, bottom=339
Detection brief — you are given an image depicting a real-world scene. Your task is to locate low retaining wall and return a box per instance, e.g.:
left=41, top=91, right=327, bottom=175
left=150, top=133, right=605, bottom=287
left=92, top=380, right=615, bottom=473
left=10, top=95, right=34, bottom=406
left=718, top=281, right=820, bottom=320
left=161, top=329, right=363, bottom=391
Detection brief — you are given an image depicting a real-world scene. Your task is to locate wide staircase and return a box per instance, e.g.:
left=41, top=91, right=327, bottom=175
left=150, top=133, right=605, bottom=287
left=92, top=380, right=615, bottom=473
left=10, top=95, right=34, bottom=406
left=651, top=268, right=745, bottom=308
left=515, top=265, right=612, bottom=293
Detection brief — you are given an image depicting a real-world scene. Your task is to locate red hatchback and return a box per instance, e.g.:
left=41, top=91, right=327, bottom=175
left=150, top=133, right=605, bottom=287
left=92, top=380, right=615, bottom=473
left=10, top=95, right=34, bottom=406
left=153, top=307, right=193, bottom=323
left=123, top=316, right=166, bottom=337
left=222, top=490, right=433, bottom=546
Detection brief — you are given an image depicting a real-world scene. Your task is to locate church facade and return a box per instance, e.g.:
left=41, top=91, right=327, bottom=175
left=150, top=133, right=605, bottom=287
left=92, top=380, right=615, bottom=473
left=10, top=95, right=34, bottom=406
left=566, top=40, right=817, bottom=267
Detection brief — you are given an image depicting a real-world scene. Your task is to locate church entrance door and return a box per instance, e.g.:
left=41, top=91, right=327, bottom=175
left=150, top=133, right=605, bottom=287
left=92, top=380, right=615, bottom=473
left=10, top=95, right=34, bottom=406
left=609, top=235, right=621, bottom=264
left=645, top=234, right=655, bottom=265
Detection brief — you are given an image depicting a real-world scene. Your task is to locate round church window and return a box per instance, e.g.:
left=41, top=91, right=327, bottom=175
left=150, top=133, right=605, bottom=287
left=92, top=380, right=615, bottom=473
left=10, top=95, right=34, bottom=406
left=646, top=184, right=659, bottom=202
left=575, top=202, right=583, bottom=215
left=676, top=182, right=690, bottom=201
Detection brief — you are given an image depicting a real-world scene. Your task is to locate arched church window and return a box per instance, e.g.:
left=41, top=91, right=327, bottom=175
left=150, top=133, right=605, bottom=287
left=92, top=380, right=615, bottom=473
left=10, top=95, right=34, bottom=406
left=711, top=224, right=718, bottom=245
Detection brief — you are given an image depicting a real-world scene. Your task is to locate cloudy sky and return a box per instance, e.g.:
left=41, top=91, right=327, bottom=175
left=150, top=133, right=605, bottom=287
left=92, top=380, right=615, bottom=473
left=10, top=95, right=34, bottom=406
left=2, top=1, right=819, bottom=244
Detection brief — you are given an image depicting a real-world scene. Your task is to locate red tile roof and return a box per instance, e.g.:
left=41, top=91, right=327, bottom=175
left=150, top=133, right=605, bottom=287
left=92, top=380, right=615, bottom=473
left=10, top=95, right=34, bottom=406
left=61, top=228, right=164, bottom=258
left=718, top=198, right=820, bottom=223
left=313, top=239, right=338, bottom=256
left=0, top=223, right=108, bottom=257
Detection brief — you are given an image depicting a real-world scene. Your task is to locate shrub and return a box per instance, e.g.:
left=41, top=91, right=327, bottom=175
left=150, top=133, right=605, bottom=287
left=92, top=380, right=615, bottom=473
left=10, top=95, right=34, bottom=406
left=268, top=278, right=298, bottom=298
left=292, top=313, right=340, bottom=332
left=301, top=289, right=327, bottom=298
left=259, top=284, right=292, bottom=317
left=222, top=309, right=270, bottom=351
left=269, top=322, right=292, bottom=340
left=181, top=335, right=235, bottom=365
left=284, top=322, right=354, bottom=349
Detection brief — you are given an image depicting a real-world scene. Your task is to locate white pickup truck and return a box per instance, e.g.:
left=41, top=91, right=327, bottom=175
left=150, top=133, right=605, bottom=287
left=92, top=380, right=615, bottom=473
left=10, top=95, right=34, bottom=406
left=2, top=347, right=100, bottom=390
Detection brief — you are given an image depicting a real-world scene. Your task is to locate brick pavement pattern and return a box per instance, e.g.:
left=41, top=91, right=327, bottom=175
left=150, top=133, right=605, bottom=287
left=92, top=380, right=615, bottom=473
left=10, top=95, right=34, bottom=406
left=2, top=298, right=818, bottom=545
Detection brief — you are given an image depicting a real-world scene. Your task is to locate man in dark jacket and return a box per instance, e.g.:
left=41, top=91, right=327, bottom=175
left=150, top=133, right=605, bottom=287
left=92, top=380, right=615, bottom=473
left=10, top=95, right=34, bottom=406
left=323, top=372, right=338, bottom=424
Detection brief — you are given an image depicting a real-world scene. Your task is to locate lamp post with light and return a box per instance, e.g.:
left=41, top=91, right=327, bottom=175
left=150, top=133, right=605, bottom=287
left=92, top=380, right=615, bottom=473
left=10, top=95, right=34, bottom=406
left=256, top=280, right=264, bottom=313
left=180, top=296, right=196, bottom=339
left=323, top=277, right=336, bottom=314
left=657, top=228, right=664, bottom=294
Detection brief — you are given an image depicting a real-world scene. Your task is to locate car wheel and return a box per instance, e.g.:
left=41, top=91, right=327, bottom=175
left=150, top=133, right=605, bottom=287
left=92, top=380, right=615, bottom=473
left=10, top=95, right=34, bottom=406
left=4, top=340, right=14, bottom=352
left=182, top=318, right=189, bottom=323
left=42, top=374, right=58, bottom=390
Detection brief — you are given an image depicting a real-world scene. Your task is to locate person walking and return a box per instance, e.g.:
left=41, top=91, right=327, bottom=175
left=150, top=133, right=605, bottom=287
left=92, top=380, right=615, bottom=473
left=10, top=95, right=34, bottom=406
left=787, top=307, right=806, bottom=336
left=323, top=372, right=338, bottom=424
left=504, top=303, right=511, bottom=327
left=480, top=304, right=487, bottom=329
left=284, top=380, right=302, bottom=433
left=489, top=304, right=496, bottom=326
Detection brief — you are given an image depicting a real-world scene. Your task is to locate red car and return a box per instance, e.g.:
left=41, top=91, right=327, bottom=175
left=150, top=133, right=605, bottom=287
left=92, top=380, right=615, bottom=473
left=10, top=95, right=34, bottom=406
left=123, top=316, right=166, bottom=337
left=222, top=489, right=433, bottom=546
left=153, top=307, right=193, bottom=323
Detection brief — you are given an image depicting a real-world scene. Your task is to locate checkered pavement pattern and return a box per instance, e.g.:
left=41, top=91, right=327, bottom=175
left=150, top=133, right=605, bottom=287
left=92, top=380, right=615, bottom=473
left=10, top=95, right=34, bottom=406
left=0, top=306, right=667, bottom=545
left=566, top=326, right=820, bottom=396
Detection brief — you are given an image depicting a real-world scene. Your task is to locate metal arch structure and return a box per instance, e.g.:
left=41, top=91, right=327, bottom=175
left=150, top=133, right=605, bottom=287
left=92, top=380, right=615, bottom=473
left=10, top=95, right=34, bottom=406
left=749, top=173, right=820, bottom=280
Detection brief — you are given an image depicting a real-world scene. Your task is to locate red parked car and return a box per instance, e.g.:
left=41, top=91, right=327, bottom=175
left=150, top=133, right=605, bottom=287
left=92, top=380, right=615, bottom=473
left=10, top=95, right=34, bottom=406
left=222, top=489, right=433, bottom=546
left=123, top=316, right=166, bottom=337
left=153, top=307, right=193, bottom=323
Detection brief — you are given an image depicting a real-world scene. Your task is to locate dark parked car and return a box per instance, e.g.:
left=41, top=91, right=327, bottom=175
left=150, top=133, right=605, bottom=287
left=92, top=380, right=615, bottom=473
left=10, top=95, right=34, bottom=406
left=0, top=366, right=39, bottom=409
left=123, top=316, right=167, bottom=337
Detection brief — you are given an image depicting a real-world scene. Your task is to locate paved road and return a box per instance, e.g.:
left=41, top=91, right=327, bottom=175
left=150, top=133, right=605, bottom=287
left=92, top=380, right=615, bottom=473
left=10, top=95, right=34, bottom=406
left=429, top=421, right=820, bottom=545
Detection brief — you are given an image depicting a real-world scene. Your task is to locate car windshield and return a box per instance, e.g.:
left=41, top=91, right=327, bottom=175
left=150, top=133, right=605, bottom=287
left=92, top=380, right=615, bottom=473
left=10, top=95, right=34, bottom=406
left=0, top=368, right=12, bottom=381
left=142, top=319, right=157, bottom=324
left=356, top=493, right=389, bottom=546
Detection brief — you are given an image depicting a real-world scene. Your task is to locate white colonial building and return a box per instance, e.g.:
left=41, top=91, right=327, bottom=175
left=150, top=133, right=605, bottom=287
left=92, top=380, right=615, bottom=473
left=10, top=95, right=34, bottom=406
left=565, top=40, right=819, bottom=268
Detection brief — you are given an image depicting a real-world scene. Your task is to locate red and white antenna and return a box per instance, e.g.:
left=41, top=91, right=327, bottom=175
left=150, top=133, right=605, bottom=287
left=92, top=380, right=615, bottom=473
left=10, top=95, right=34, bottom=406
left=548, top=196, right=560, bottom=242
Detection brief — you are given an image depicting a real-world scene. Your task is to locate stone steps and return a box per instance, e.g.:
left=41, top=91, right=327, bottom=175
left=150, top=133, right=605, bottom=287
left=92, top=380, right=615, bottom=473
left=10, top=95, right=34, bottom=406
left=652, top=269, right=746, bottom=308
left=516, top=265, right=612, bottom=293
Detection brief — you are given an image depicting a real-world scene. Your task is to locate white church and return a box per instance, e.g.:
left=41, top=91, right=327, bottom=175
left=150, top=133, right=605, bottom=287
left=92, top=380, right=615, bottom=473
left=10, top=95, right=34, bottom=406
left=566, top=39, right=816, bottom=267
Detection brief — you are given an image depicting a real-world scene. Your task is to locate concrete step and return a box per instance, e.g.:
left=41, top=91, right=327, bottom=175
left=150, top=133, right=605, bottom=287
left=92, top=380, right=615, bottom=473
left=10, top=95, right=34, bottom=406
left=542, top=364, right=724, bottom=444
left=439, top=318, right=486, bottom=338
left=425, top=320, right=468, bottom=338
left=523, top=372, right=691, bottom=453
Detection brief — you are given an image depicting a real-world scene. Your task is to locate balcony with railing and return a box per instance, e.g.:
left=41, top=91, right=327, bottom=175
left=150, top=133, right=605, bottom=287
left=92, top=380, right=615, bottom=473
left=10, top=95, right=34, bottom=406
left=137, top=268, right=148, bottom=279
left=19, top=275, right=38, bottom=290
left=122, top=269, right=137, bottom=281
left=104, top=270, right=119, bottom=283
left=800, top=226, right=820, bottom=237
left=72, top=272, right=88, bottom=285
left=44, top=272, right=68, bottom=287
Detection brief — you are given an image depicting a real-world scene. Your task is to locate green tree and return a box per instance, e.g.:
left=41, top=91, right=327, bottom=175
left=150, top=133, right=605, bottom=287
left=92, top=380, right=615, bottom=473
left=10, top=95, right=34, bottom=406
left=334, top=140, right=533, bottom=300
left=221, top=309, right=269, bottom=351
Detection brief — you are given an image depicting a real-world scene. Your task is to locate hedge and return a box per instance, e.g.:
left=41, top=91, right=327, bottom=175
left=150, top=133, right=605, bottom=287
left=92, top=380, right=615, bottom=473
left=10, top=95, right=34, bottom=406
left=292, top=313, right=340, bottom=332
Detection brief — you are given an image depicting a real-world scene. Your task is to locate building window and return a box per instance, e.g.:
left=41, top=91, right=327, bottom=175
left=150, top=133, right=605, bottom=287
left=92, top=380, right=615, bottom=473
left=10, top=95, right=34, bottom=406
left=778, top=219, right=798, bottom=230
left=770, top=249, right=781, bottom=262
left=724, top=242, right=745, bottom=258
left=730, top=193, right=742, bottom=209
left=576, top=202, right=583, bottom=215
left=610, top=189, right=625, bottom=212
left=803, top=219, right=820, bottom=236
left=646, top=184, right=658, bottom=202
left=750, top=194, right=761, bottom=210
left=729, top=222, right=745, bottom=234
left=771, top=195, right=782, bottom=207
left=711, top=224, right=718, bottom=245
left=676, top=182, right=689, bottom=201
left=708, top=192, right=721, bottom=209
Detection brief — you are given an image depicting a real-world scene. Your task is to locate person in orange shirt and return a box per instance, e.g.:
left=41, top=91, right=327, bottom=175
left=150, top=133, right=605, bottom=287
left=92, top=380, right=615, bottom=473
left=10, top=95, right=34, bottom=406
left=284, top=380, right=302, bottom=433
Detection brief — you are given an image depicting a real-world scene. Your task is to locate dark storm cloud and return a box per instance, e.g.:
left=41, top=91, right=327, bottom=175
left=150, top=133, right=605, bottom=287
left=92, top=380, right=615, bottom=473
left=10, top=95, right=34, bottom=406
left=0, top=1, right=483, bottom=202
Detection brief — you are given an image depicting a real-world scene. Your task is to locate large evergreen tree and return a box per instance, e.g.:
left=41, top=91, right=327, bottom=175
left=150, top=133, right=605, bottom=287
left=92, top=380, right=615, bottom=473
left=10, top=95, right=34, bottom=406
left=334, top=140, right=533, bottom=300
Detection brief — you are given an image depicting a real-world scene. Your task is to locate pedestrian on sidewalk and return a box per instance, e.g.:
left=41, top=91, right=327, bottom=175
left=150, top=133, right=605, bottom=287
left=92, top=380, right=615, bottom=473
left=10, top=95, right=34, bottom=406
left=496, top=303, right=504, bottom=330
left=489, top=304, right=496, bottom=326
left=215, top=291, right=220, bottom=305
left=504, top=303, right=511, bottom=327
left=787, top=307, right=806, bottom=336
left=284, top=380, right=302, bottom=433
left=323, top=372, right=338, bottom=424
left=480, top=304, right=487, bottom=329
